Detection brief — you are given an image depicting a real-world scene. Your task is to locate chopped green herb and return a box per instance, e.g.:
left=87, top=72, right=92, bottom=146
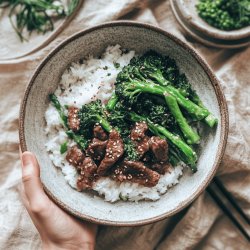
left=119, top=193, right=128, bottom=201
left=0, top=0, right=80, bottom=42
left=60, top=141, right=68, bottom=154
left=114, top=62, right=120, bottom=69
left=103, top=66, right=108, bottom=70
left=107, top=73, right=111, bottom=76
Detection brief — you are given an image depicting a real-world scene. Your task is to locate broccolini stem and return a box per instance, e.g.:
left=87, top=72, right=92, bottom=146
left=204, top=114, right=218, bottom=128
left=49, top=94, right=88, bottom=150
left=190, top=93, right=218, bottom=127
left=164, top=85, right=209, bottom=120
left=128, top=112, right=197, bottom=171
left=49, top=94, right=68, bottom=128
left=147, top=76, right=214, bottom=123
left=191, top=92, right=205, bottom=108
left=167, top=83, right=218, bottom=127
left=149, top=122, right=197, bottom=172
left=129, top=83, right=201, bottom=144
left=130, top=80, right=165, bottom=95
left=164, top=94, right=200, bottom=145
left=97, top=114, right=112, bottom=132
left=106, top=93, right=119, bottom=111
left=129, top=80, right=209, bottom=121
left=66, top=130, right=88, bottom=150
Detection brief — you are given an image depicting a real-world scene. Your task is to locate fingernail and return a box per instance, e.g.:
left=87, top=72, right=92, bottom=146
left=21, top=152, right=33, bottom=168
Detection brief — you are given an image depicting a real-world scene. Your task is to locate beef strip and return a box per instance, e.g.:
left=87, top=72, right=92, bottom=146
left=67, top=107, right=80, bottom=132
left=150, top=162, right=172, bottom=175
left=112, top=160, right=160, bottom=187
left=97, top=130, right=124, bottom=176
left=135, top=136, right=150, bottom=158
left=130, top=122, right=150, bottom=158
left=130, top=121, right=148, bottom=141
left=76, top=157, right=98, bottom=190
left=66, top=145, right=85, bottom=167
left=141, top=152, right=152, bottom=163
left=149, top=136, right=168, bottom=162
left=87, top=138, right=107, bottom=161
left=93, top=124, right=108, bottom=141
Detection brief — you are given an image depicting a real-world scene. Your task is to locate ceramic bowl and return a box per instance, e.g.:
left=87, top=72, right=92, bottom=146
left=19, top=21, right=228, bottom=226
left=170, top=0, right=250, bottom=48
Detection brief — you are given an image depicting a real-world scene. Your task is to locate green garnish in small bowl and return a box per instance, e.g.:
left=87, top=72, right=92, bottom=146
left=0, top=0, right=80, bottom=42
left=196, top=0, right=250, bottom=31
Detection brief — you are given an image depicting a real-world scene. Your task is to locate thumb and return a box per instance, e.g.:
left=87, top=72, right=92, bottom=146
left=21, top=151, right=50, bottom=214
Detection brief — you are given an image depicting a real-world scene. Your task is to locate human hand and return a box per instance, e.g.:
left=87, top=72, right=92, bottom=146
left=20, top=151, right=97, bottom=250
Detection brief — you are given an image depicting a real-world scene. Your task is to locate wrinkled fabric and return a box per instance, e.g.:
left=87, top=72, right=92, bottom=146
left=0, top=0, right=249, bottom=249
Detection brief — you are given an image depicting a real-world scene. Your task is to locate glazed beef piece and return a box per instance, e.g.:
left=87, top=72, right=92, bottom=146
left=141, top=152, right=151, bottom=163
left=66, top=146, right=97, bottom=190
left=93, top=124, right=108, bottom=141
left=76, top=157, right=98, bottom=190
left=150, top=162, right=171, bottom=175
left=67, top=107, right=80, bottom=132
left=87, top=138, right=107, bottom=161
left=97, top=130, right=124, bottom=176
left=135, top=136, right=150, bottom=158
left=130, top=121, right=148, bottom=141
left=112, top=160, right=160, bottom=187
left=66, top=146, right=85, bottom=167
left=130, top=122, right=150, bottom=158
left=149, top=136, right=168, bottom=162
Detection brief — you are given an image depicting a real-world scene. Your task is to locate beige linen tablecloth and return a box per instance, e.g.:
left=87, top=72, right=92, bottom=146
left=0, top=0, right=250, bottom=249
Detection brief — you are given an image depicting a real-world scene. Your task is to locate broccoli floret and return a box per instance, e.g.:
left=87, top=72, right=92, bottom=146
left=123, top=138, right=140, bottom=161
left=106, top=93, right=119, bottom=111
left=136, top=51, right=169, bottom=85
left=78, top=100, right=112, bottom=133
left=107, top=101, right=139, bottom=161
left=133, top=95, right=176, bottom=130
left=137, top=51, right=218, bottom=127
left=139, top=51, right=193, bottom=97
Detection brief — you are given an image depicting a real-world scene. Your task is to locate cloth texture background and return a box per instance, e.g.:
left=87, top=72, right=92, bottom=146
left=0, top=0, right=250, bottom=249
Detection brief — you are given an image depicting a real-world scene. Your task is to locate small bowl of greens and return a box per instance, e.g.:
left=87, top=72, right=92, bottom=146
left=19, top=21, right=228, bottom=226
left=170, top=0, right=250, bottom=48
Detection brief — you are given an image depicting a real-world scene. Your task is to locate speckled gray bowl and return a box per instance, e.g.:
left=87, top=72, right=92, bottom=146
left=19, top=21, right=228, bottom=226
left=171, top=0, right=250, bottom=48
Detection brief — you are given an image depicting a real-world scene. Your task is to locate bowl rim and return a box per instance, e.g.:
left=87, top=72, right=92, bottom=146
left=172, top=0, right=250, bottom=41
left=19, top=20, right=229, bottom=226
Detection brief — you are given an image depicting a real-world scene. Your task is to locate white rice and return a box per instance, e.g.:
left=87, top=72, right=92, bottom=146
left=45, top=45, right=186, bottom=202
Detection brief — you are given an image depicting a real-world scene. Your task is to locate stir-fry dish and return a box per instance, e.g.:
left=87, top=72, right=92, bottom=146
left=45, top=46, right=217, bottom=202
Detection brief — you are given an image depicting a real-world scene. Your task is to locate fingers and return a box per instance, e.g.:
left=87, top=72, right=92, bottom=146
left=21, top=152, right=51, bottom=215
